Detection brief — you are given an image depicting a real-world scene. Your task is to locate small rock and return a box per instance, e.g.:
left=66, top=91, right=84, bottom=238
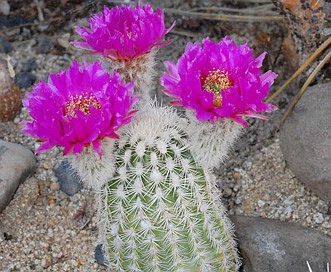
left=262, top=193, right=271, bottom=202
left=313, top=212, right=324, bottom=224
left=14, top=72, right=36, bottom=88
left=0, top=36, right=13, bottom=53
left=22, top=58, right=38, bottom=72
left=227, top=182, right=235, bottom=189
left=0, top=140, right=36, bottom=212
left=285, top=206, right=293, bottom=214
left=95, top=244, right=108, bottom=266
left=0, top=1, right=10, bottom=16
left=50, top=182, right=60, bottom=191
left=284, top=195, right=295, bottom=206
left=36, top=36, right=54, bottom=54
left=233, top=184, right=241, bottom=192
left=257, top=199, right=265, bottom=208
left=0, top=15, right=34, bottom=28
left=231, top=215, right=331, bottom=272
left=222, top=187, right=233, bottom=198
left=42, top=161, right=52, bottom=170
left=235, top=196, right=242, bottom=205
left=280, top=82, right=331, bottom=202
left=55, top=160, right=82, bottom=196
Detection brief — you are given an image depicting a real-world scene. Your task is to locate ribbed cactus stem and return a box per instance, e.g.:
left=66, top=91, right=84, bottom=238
left=107, top=49, right=158, bottom=103
left=68, top=138, right=117, bottom=191
left=99, top=102, right=240, bottom=271
left=186, top=111, right=243, bottom=169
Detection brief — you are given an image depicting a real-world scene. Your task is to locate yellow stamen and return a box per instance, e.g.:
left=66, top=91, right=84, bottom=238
left=64, top=92, right=101, bottom=117
left=213, top=94, right=223, bottom=108
left=202, top=69, right=233, bottom=107
left=126, top=31, right=138, bottom=40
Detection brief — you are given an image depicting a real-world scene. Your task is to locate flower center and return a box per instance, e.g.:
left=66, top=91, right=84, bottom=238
left=64, top=92, right=101, bottom=117
left=202, top=69, right=233, bottom=107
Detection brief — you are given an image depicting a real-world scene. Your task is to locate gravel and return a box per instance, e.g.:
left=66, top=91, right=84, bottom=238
left=222, top=139, right=331, bottom=234
left=1, top=1, right=330, bottom=271
left=0, top=10, right=108, bottom=270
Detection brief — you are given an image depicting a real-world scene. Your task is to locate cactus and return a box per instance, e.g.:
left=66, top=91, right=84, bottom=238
left=98, top=102, right=240, bottom=271
left=0, top=62, right=21, bottom=122
left=22, top=3, right=277, bottom=272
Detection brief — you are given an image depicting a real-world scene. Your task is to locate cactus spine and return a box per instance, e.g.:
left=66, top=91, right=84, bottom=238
left=185, top=111, right=243, bottom=169
left=99, top=102, right=240, bottom=271
left=68, top=137, right=117, bottom=190
left=106, top=48, right=158, bottom=103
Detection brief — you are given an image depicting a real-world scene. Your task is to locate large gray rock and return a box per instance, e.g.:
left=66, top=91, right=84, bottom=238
left=0, top=140, right=36, bottom=212
left=279, top=82, right=331, bottom=201
left=231, top=215, right=331, bottom=272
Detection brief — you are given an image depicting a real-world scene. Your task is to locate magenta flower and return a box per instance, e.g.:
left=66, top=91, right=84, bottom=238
left=72, top=2, right=175, bottom=61
left=160, top=37, right=277, bottom=126
left=22, top=60, right=139, bottom=156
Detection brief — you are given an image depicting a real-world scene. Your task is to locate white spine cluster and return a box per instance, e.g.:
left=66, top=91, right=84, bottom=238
left=204, top=171, right=242, bottom=271
left=68, top=137, right=116, bottom=191
left=107, top=49, right=158, bottom=104
left=186, top=111, right=243, bottom=170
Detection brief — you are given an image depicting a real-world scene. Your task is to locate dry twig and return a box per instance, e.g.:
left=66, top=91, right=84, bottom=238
left=164, top=8, right=283, bottom=22
left=265, top=36, right=331, bottom=129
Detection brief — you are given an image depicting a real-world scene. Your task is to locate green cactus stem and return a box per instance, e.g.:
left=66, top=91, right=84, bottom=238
left=99, top=102, right=240, bottom=272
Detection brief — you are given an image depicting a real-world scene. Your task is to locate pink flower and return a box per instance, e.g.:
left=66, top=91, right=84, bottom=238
left=160, top=37, right=277, bottom=126
left=72, top=2, right=175, bottom=61
left=22, top=60, right=139, bottom=156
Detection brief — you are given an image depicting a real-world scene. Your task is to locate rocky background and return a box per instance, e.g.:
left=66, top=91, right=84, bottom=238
left=0, top=0, right=331, bottom=271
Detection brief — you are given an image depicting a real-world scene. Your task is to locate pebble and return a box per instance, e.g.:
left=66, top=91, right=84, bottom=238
left=257, top=199, right=265, bottom=207
left=0, top=15, right=34, bottom=28
left=233, top=184, right=241, bottom=192
left=223, top=187, right=233, bottom=198
left=235, top=196, right=242, bottom=205
left=50, top=182, right=60, bottom=191
left=54, top=160, right=82, bottom=196
left=0, top=36, right=13, bottom=53
left=0, top=1, right=10, bottom=15
left=313, top=213, right=324, bottom=224
left=22, top=58, right=38, bottom=72
left=14, top=71, right=36, bottom=88
left=262, top=193, right=270, bottom=201
left=95, top=244, right=108, bottom=266
left=43, top=161, right=52, bottom=169
left=284, top=195, right=295, bottom=206
left=36, top=35, right=54, bottom=54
